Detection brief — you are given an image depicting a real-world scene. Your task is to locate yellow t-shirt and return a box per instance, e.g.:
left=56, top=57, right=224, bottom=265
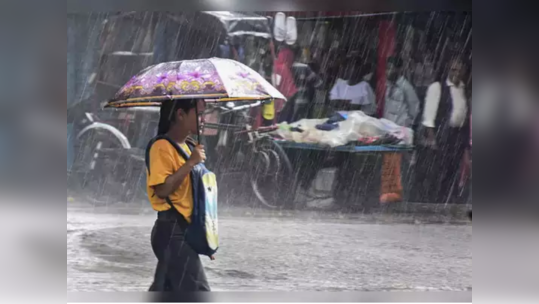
left=146, top=139, right=193, bottom=222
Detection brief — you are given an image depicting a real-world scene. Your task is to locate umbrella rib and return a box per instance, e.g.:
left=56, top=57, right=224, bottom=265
left=105, top=58, right=283, bottom=108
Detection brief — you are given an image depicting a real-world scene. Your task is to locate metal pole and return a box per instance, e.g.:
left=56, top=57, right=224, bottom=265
left=195, top=101, right=201, bottom=145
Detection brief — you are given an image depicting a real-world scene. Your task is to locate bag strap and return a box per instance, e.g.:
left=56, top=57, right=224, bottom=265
left=164, top=197, right=189, bottom=231
left=145, top=135, right=194, bottom=228
left=145, top=135, right=195, bottom=174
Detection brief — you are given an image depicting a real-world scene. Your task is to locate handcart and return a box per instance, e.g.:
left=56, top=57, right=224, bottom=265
left=266, top=140, right=414, bottom=210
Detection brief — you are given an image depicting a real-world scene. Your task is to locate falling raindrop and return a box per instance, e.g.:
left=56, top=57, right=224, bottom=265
left=66, top=11, right=474, bottom=293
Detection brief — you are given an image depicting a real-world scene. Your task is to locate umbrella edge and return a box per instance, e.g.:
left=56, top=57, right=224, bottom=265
left=104, top=95, right=275, bottom=109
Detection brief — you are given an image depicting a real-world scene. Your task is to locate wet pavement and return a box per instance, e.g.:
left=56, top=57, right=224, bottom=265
left=67, top=202, right=472, bottom=292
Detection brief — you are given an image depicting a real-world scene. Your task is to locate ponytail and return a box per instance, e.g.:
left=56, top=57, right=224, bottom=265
left=157, top=101, right=173, bottom=135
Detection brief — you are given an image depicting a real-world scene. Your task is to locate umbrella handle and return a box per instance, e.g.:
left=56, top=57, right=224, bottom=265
left=195, top=102, right=201, bottom=145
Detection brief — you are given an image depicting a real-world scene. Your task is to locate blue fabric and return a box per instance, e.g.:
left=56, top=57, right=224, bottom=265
left=219, top=44, right=232, bottom=59
left=326, top=112, right=347, bottom=124
left=237, top=46, right=245, bottom=62
left=315, top=123, right=339, bottom=131
left=67, top=124, right=74, bottom=172
left=276, top=140, right=412, bottom=152
left=337, top=112, right=349, bottom=120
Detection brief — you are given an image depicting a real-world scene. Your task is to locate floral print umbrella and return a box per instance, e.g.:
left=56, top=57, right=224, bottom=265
left=104, top=58, right=285, bottom=108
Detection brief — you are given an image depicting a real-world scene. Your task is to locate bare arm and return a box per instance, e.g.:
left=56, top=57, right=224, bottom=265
left=153, top=160, right=196, bottom=199
left=422, top=82, right=441, bottom=128
left=152, top=144, right=206, bottom=199
left=422, top=82, right=442, bottom=148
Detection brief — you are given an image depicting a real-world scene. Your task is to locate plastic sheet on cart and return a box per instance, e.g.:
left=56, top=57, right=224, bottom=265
left=273, top=111, right=414, bottom=148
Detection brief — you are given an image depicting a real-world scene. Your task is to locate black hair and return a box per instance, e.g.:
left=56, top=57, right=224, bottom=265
left=357, top=62, right=374, bottom=79
left=434, top=55, right=468, bottom=83
left=347, top=61, right=374, bottom=84
left=157, top=99, right=197, bottom=136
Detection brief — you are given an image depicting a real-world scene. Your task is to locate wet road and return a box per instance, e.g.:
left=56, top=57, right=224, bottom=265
left=67, top=203, right=472, bottom=292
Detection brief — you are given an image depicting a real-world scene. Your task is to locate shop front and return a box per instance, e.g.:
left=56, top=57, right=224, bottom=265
left=266, top=11, right=472, bottom=206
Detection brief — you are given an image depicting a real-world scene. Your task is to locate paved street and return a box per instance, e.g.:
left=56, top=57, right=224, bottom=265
left=67, top=202, right=472, bottom=292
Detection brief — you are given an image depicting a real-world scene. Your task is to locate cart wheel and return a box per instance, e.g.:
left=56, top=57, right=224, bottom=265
left=250, top=137, right=294, bottom=209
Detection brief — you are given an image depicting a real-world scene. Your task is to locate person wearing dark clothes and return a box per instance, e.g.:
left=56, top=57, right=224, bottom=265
left=273, top=47, right=298, bottom=121
left=274, top=47, right=323, bottom=123
left=147, top=99, right=212, bottom=292
left=290, top=59, right=324, bottom=121
left=421, top=58, right=470, bottom=204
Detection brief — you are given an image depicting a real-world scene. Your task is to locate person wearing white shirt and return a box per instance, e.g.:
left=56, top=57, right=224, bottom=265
left=384, top=57, right=420, bottom=128
left=421, top=57, right=470, bottom=204
left=329, top=62, right=377, bottom=115
left=379, top=57, right=420, bottom=204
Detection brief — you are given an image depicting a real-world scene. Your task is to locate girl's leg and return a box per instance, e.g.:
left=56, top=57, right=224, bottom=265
left=149, top=221, right=166, bottom=291
left=150, top=219, right=210, bottom=292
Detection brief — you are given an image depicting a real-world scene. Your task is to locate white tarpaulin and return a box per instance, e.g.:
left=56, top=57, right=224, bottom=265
left=274, top=111, right=414, bottom=148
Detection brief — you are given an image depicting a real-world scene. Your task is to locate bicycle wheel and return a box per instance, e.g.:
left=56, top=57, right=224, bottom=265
left=250, top=137, right=295, bottom=209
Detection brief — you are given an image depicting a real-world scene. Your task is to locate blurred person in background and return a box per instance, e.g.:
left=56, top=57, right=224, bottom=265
left=380, top=56, right=420, bottom=204
left=383, top=56, right=420, bottom=128
left=289, top=47, right=324, bottom=121
left=459, top=71, right=473, bottom=200
left=329, top=59, right=377, bottom=115
left=274, top=47, right=323, bottom=123
left=411, top=52, right=436, bottom=103
left=420, top=57, right=470, bottom=204
left=410, top=52, right=437, bottom=143
left=273, top=47, right=298, bottom=121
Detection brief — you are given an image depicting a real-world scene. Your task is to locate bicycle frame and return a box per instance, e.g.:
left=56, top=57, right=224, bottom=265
left=203, top=100, right=278, bottom=139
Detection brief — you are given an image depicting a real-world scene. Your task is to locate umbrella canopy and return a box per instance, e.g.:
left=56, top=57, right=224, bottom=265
left=104, top=58, right=285, bottom=108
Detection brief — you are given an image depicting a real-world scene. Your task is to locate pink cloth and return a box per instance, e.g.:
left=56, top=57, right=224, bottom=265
left=274, top=48, right=298, bottom=112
